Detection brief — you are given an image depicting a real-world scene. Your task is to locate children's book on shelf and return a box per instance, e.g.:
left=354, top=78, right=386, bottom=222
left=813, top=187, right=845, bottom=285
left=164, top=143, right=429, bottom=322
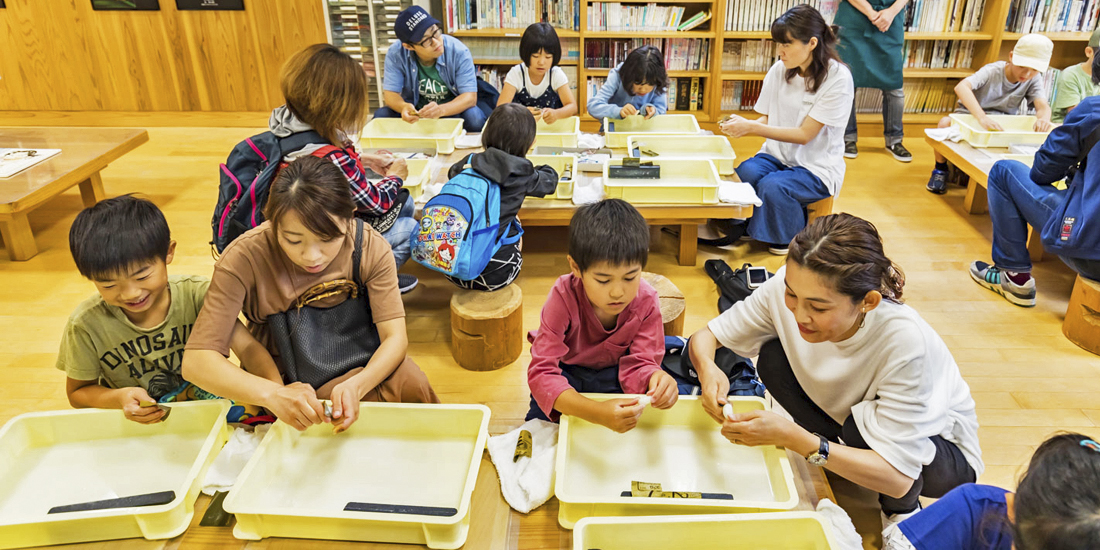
left=464, top=37, right=580, bottom=63
left=904, top=0, right=986, bottom=32
left=722, top=40, right=777, bottom=72
left=447, top=0, right=579, bottom=30
left=725, top=0, right=838, bottom=31
left=904, top=40, right=975, bottom=69
left=1005, top=0, right=1100, bottom=33
left=587, top=3, right=687, bottom=32
left=0, top=148, right=61, bottom=178
left=584, top=38, right=709, bottom=71
left=720, top=80, right=762, bottom=111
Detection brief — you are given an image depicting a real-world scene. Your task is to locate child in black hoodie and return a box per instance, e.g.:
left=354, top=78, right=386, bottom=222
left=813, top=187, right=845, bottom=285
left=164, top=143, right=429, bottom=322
left=444, top=103, right=559, bottom=291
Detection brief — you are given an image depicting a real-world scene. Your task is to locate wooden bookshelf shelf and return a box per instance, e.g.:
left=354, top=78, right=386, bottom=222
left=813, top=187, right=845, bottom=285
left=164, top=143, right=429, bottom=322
left=582, top=112, right=711, bottom=122
left=1002, top=31, right=1091, bottom=41
left=585, top=30, right=716, bottom=38
left=721, top=71, right=766, bottom=80
left=856, top=112, right=951, bottom=124
left=588, top=0, right=715, bottom=3
left=904, top=31, right=994, bottom=40
left=475, top=58, right=579, bottom=65
left=903, top=68, right=976, bottom=78
left=586, top=68, right=711, bottom=77
left=723, top=31, right=770, bottom=39
left=452, top=28, right=580, bottom=37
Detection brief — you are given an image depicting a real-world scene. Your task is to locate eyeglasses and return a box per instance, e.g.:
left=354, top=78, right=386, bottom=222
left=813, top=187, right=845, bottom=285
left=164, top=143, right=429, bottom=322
left=1, top=150, right=37, bottom=162
left=417, top=27, right=443, bottom=48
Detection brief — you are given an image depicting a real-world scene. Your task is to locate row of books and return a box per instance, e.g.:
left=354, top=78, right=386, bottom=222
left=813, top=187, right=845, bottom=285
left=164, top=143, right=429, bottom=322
left=721, top=40, right=776, bottom=72
left=586, top=4, right=710, bottom=32
left=1005, top=0, right=1100, bottom=33
left=720, top=80, right=762, bottom=111
left=852, top=80, right=957, bottom=114
left=904, top=40, right=975, bottom=69
left=724, top=0, right=837, bottom=32
left=445, top=0, right=578, bottom=30
left=586, top=76, right=705, bottom=111
left=476, top=65, right=579, bottom=90
left=584, top=38, right=710, bottom=71
left=903, top=0, right=986, bottom=33
left=461, top=36, right=581, bottom=63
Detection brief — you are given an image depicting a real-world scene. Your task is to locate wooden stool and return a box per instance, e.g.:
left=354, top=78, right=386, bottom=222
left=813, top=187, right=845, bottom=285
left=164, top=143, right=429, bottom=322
left=1063, top=275, right=1100, bottom=356
left=641, top=272, right=686, bottom=337
left=807, top=196, right=835, bottom=224
left=450, top=285, right=524, bottom=371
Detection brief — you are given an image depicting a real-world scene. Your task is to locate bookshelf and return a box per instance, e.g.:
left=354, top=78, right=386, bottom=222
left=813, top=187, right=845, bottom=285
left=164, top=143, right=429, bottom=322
left=436, top=0, right=1099, bottom=127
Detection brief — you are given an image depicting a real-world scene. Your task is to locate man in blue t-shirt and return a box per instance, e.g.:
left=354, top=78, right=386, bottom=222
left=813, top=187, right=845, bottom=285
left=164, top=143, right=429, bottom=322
left=375, top=6, right=489, bottom=132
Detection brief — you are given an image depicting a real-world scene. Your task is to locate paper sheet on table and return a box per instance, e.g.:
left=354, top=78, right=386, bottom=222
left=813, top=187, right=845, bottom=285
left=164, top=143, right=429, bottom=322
left=0, top=149, right=61, bottom=178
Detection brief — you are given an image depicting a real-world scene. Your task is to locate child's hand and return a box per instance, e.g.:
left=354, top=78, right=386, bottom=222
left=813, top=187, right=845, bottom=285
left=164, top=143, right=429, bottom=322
left=643, top=105, right=657, bottom=119
left=418, top=102, right=443, bottom=119
left=527, top=106, right=543, bottom=117
left=118, top=387, right=166, bottom=424
left=978, top=115, right=1004, bottom=132
left=620, top=104, right=639, bottom=118
left=386, top=157, right=409, bottom=180
left=647, top=371, right=679, bottom=409
left=541, top=108, right=559, bottom=124
left=1034, top=118, right=1053, bottom=132
left=598, top=397, right=645, bottom=433
left=719, top=115, right=755, bottom=138
left=327, top=381, right=362, bottom=434
left=266, top=382, right=325, bottom=431
left=401, top=104, right=421, bottom=123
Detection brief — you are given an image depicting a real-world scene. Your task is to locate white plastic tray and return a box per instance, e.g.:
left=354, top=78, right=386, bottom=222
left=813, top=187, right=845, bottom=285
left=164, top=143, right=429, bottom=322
left=602, top=158, right=721, bottom=204
left=627, top=135, right=738, bottom=175
left=361, top=118, right=465, bottom=154
left=535, top=116, right=580, bottom=148
left=949, top=113, right=1049, bottom=148
left=528, top=153, right=577, bottom=199
left=603, top=114, right=701, bottom=148
left=573, top=512, right=839, bottom=549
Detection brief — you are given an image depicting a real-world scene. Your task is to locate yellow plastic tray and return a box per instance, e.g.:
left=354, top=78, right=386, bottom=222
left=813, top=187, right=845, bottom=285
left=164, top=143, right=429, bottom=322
left=555, top=395, right=798, bottom=529
left=573, top=512, right=838, bottom=549
left=403, top=157, right=434, bottom=200
left=361, top=118, right=465, bottom=154
left=603, top=114, right=701, bottom=148
left=223, top=403, right=491, bottom=550
left=602, top=158, right=721, bottom=204
left=949, top=113, right=1050, bottom=148
left=528, top=154, right=577, bottom=199
left=535, top=116, right=580, bottom=148
left=627, top=135, right=738, bottom=175
left=0, top=401, right=230, bottom=549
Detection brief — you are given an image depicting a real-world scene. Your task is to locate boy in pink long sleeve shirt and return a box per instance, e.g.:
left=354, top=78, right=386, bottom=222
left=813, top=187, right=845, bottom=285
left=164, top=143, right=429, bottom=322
left=526, top=199, right=678, bottom=433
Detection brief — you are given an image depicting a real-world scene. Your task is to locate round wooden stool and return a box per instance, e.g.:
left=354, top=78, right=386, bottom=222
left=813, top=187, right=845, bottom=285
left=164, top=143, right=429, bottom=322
left=641, top=272, right=686, bottom=337
left=450, top=285, right=524, bottom=371
left=1063, top=275, right=1100, bottom=356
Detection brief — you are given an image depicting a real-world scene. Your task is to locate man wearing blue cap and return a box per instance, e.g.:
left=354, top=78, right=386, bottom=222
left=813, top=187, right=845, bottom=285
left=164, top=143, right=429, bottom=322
left=376, top=6, right=488, bottom=132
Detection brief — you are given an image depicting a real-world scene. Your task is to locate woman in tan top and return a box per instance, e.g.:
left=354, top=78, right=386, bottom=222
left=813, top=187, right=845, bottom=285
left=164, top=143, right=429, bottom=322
left=183, top=156, right=438, bottom=433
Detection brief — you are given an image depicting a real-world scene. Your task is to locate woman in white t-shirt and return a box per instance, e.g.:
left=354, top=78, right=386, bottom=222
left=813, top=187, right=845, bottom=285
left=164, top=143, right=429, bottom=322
left=719, top=5, right=853, bottom=255
left=496, top=23, right=578, bottom=124
left=688, top=213, right=983, bottom=529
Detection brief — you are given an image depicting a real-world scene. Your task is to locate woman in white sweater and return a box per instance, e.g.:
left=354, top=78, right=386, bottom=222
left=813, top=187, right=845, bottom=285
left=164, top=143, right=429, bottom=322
left=689, top=213, right=982, bottom=526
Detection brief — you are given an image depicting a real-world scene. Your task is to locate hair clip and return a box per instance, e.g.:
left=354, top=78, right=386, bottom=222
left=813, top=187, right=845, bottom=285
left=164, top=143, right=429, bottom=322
left=1080, top=439, right=1100, bottom=452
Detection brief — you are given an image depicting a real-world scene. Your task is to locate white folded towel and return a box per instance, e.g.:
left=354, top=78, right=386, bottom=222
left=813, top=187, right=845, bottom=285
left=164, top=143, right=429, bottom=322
left=816, top=497, right=865, bottom=550
left=487, top=419, right=559, bottom=514
left=578, top=133, right=605, bottom=149
left=924, top=126, right=962, bottom=142
left=717, top=181, right=763, bottom=206
left=455, top=132, right=482, bottom=149
left=201, top=424, right=270, bottom=495
left=572, top=176, right=605, bottom=205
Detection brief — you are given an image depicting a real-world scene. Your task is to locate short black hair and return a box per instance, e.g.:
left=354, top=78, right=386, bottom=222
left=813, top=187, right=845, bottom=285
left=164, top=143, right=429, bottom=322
left=569, top=198, right=649, bottom=272
left=619, top=45, right=669, bottom=95
left=520, top=22, right=561, bottom=67
left=69, top=195, right=171, bottom=280
left=482, top=103, right=537, bottom=157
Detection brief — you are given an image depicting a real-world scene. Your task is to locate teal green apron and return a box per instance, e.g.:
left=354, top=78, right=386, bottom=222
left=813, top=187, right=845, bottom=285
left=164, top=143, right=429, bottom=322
left=834, top=0, right=905, bottom=90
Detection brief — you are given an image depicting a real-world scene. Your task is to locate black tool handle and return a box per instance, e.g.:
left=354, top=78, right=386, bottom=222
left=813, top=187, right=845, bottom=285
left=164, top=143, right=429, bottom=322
left=344, top=502, right=458, bottom=517
left=48, top=490, right=176, bottom=514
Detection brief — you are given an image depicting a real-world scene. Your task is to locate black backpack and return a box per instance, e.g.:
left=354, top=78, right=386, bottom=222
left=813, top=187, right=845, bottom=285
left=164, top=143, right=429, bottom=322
left=212, top=130, right=333, bottom=253
left=705, top=259, right=773, bottom=313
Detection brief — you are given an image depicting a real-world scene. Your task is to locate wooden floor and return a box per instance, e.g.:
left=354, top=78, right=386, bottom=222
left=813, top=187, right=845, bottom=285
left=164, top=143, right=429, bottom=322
left=1, top=119, right=1097, bottom=543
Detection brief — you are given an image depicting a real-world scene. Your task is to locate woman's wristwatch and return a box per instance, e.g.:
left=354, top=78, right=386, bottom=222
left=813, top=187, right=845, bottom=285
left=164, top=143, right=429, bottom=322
left=805, top=434, right=829, bottom=466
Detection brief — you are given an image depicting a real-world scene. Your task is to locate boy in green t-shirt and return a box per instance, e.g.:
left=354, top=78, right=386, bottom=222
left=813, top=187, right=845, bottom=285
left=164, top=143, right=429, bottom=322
left=1052, top=28, right=1100, bottom=123
left=57, top=195, right=280, bottom=424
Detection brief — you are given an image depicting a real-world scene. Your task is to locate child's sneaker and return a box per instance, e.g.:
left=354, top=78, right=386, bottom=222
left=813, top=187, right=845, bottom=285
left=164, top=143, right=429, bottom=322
left=887, top=143, right=912, bottom=162
left=768, top=244, right=789, bottom=256
left=969, top=261, right=1036, bottom=307
left=844, top=142, right=858, bottom=159
left=398, top=273, right=419, bottom=294
left=926, top=170, right=947, bottom=194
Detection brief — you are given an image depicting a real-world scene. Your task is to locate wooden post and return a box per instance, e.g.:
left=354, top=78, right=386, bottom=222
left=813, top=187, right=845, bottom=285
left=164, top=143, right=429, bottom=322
left=450, top=285, right=524, bottom=371
left=677, top=223, right=698, bottom=266
left=964, top=181, right=989, bottom=214
left=1063, top=276, right=1100, bottom=356
left=641, top=272, right=686, bottom=337
left=79, top=172, right=107, bottom=208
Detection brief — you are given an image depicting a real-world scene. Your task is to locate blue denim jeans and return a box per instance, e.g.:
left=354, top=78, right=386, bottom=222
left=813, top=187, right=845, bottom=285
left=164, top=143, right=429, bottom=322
left=845, top=88, right=905, bottom=147
left=380, top=198, right=418, bottom=269
left=374, top=105, right=488, bottom=133
left=987, top=160, right=1100, bottom=279
left=736, top=153, right=832, bottom=247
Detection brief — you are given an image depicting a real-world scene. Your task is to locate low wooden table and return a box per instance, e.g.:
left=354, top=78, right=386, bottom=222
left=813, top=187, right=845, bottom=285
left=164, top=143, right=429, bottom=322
left=431, top=149, right=753, bottom=267
left=924, top=135, right=1046, bottom=262
left=0, top=127, right=150, bottom=260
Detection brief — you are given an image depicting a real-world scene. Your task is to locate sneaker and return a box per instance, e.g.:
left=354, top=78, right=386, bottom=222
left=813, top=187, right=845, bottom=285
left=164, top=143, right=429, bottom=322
left=887, top=143, right=913, bottom=162
left=398, top=273, right=419, bottom=294
left=844, top=142, right=858, bottom=159
left=767, top=244, right=789, bottom=256
left=881, top=507, right=922, bottom=548
left=969, top=261, right=1036, bottom=307
left=926, top=169, right=947, bottom=194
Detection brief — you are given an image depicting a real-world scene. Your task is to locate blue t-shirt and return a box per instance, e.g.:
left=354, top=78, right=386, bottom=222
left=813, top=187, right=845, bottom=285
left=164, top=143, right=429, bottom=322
left=898, top=484, right=1013, bottom=550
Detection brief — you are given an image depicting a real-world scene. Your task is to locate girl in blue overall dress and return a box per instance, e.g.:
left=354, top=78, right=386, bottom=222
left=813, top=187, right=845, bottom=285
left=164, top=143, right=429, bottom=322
left=497, top=22, right=578, bottom=125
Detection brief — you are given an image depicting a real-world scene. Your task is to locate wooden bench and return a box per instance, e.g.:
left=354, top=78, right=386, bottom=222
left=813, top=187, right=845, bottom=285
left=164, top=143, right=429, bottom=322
left=450, top=285, right=524, bottom=371
left=923, top=135, right=1046, bottom=262
left=0, top=128, right=150, bottom=261
left=807, top=195, right=835, bottom=223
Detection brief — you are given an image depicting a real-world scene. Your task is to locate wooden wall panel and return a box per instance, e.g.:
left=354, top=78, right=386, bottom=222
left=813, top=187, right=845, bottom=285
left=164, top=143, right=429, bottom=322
left=0, top=0, right=327, bottom=111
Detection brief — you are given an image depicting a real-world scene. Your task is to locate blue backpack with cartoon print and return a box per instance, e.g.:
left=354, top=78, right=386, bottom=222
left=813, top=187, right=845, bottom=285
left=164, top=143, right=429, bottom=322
left=409, top=167, right=523, bottom=280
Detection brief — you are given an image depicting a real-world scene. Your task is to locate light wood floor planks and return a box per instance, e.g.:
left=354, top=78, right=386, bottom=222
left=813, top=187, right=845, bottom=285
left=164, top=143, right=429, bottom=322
left=0, top=120, right=1097, bottom=547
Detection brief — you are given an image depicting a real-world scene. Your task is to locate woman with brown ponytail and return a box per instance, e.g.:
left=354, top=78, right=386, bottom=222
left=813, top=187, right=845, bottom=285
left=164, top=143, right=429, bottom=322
left=689, top=213, right=982, bottom=532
